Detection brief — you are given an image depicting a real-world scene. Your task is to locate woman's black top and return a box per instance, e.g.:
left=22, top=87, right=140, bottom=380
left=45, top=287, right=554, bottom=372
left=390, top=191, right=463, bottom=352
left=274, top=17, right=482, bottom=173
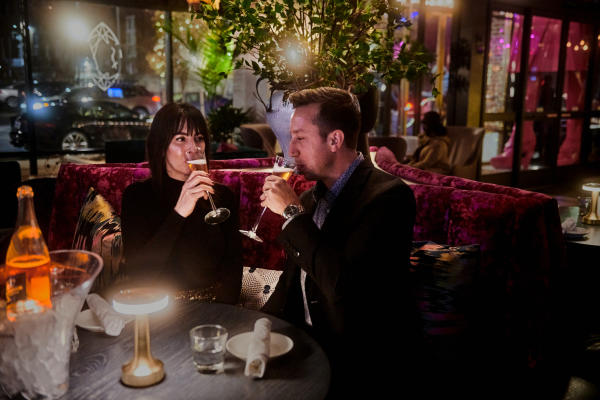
left=121, top=175, right=242, bottom=304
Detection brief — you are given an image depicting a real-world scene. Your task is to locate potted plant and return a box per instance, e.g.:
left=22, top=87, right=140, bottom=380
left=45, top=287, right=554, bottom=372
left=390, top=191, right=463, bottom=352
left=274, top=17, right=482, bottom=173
left=207, top=102, right=251, bottom=151
left=154, top=13, right=254, bottom=151
left=191, top=0, right=434, bottom=157
left=153, top=12, right=235, bottom=112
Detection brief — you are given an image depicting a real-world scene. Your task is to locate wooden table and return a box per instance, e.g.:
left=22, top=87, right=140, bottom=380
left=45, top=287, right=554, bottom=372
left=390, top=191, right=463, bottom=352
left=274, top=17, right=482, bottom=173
left=565, top=223, right=600, bottom=251
left=67, top=302, right=330, bottom=399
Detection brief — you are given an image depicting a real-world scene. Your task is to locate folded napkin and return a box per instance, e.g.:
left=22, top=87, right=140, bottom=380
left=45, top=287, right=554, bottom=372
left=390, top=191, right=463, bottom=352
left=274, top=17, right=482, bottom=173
left=244, top=318, right=272, bottom=379
left=561, top=217, right=577, bottom=234
left=86, top=293, right=131, bottom=336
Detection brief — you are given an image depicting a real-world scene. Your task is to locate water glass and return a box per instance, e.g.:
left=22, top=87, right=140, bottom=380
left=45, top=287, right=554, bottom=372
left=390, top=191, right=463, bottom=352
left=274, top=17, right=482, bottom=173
left=190, top=325, right=228, bottom=374
left=578, top=196, right=592, bottom=218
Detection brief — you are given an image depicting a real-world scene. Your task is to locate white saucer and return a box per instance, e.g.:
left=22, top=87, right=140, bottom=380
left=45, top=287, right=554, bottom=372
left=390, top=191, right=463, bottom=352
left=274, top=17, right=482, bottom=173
left=565, top=227, right=589, bottom=239
left=226, top=332, right=294, bottom=360
left=75, top=309, right=104, bottom=333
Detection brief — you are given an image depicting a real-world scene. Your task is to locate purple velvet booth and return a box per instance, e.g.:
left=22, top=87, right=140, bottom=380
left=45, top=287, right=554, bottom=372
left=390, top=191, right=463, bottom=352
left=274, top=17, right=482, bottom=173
left=48, top=158, right=309, bottom=272
left=373, top=146, right=569, bottom=384
left=48, top=154, right=568, bottom=393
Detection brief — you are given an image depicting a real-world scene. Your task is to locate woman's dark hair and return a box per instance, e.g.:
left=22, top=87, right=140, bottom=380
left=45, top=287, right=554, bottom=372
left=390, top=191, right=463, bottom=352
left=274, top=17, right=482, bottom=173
left=421, top=111, right=447, bottom=137
left=146, top=103, right=210, bottom=193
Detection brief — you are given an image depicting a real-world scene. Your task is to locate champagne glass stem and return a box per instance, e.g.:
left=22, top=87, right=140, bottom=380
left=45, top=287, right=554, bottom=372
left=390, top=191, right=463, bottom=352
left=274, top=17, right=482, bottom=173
left=206, top=192, right=217, bottom=212
left=251, top=207, right=268, bottom=233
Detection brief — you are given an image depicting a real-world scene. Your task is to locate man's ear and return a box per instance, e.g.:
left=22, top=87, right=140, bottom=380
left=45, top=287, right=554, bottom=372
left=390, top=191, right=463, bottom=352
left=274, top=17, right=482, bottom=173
left=327, top=130, right=345, bottom=151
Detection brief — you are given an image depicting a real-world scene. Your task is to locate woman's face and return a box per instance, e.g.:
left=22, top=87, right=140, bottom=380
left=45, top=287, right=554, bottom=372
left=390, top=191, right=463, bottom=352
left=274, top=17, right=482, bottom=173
left=165, top=123, right=206, bottom=181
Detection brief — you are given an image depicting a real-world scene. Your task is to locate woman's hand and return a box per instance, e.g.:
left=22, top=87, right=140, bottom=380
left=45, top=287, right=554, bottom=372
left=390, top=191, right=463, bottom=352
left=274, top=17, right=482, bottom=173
left=174, top=171, right=215, bottom=218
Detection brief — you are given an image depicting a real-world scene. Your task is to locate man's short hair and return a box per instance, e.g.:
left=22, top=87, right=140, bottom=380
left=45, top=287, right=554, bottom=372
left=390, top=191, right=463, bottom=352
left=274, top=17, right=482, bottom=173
left=289, top=87, right=361, bottom=149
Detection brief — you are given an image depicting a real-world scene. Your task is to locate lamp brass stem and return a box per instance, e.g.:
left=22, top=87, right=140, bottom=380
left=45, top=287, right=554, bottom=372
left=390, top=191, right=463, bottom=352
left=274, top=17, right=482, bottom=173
left=121, top=314, right=165, bottom=387
left=583, top=191, right=600, bottom=225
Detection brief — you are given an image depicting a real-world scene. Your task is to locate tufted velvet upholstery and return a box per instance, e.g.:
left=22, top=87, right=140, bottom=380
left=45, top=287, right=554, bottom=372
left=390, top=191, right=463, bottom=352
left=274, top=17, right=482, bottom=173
left=49, top=163, right=151, bottom=252
left=50, top=154, right=565, bottom=372
left=374, top=145, right=567, bottom=371
left=49, top=160, right=314, bottom=271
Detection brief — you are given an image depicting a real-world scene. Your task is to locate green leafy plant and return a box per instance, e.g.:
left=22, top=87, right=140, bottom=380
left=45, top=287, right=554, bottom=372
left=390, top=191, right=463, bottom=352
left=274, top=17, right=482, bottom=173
left=207, top=102, right=251, bottom=143
left=155, top=13, right=234, bottom=99
left=191, top=0, right=435, bottom=106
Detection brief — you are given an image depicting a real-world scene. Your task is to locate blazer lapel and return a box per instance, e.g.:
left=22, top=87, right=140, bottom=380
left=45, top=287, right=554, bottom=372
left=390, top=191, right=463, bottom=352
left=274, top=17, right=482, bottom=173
left=319, top=161, right=372, bottom=233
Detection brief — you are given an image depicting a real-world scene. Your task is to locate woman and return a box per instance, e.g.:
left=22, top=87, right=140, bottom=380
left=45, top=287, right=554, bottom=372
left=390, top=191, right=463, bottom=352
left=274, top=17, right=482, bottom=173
left=121, top=103, right=242, bottom=304
left=407, top=111, right=452, bottom=175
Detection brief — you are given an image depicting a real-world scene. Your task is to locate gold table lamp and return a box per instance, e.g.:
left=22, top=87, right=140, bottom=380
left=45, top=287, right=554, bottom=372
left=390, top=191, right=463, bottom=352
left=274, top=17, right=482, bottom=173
left=582, top=183, right=600, bottom=225
left=113, top=288, right=169, bottom=387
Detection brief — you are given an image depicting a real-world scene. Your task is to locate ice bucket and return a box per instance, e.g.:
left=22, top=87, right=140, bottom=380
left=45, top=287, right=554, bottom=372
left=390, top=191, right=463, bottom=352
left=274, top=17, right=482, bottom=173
left=0, top=250, right=103, bottom=399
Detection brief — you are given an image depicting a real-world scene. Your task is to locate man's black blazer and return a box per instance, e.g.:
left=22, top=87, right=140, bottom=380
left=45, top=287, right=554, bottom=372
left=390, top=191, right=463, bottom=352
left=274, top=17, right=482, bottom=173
left=263, top=160, right=422, bottom=393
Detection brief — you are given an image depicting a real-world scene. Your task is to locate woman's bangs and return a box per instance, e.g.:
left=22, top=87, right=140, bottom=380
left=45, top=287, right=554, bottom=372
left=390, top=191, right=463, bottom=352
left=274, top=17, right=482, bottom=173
left=179, top=114, right=204, bottom=137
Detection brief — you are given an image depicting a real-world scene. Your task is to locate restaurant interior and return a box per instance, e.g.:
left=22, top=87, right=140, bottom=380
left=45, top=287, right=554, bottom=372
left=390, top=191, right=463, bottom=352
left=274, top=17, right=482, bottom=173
left=1, top=0, right=600, bottom=398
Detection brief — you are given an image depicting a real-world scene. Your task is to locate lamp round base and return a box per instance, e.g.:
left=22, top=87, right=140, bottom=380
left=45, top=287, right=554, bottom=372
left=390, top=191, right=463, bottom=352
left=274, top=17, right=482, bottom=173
left=121, top=358, right=165, bottom=387
left=582, top=215, right=600, bottom=225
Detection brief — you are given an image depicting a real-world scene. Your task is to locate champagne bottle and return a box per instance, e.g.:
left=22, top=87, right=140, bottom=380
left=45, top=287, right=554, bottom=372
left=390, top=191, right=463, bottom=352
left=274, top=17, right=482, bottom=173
left=5, top=185, right=52, bottom=319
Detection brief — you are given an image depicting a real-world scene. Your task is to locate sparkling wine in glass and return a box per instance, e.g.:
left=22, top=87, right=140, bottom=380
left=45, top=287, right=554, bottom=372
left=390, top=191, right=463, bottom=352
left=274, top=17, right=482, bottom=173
left=239, top=156, right=295, bottom=243
left=186, top=149, right=231, bottom=225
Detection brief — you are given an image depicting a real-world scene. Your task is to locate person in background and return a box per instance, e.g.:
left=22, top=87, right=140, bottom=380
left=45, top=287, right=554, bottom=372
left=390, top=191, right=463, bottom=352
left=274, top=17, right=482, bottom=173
left=120, top=103, right=242, bottom=304
left=260, top=87, right=423, bottom=396
left=407, top=111, right=452, bottom=175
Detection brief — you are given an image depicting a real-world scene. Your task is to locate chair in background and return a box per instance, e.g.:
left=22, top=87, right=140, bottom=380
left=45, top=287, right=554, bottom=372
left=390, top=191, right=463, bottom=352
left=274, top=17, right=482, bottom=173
left=239, top=124, right=277, bottom=157
left=446, top=126, right=485, bottom=180
left=368, top=136, right=407, bottom=163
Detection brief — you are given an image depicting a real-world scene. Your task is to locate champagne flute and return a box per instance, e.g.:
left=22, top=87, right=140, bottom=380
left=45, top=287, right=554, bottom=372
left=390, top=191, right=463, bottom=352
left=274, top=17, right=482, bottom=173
left=239, top=156, right=295, bottom=243
left=185, top=148, right=231, bottom=225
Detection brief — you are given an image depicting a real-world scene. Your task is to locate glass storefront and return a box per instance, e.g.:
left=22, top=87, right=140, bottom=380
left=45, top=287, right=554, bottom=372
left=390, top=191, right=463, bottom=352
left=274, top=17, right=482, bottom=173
left=0, top=0, right=171, bottom=178
left=379, top=0, right=454, bottom=137
left=484, top=11, right=523, bottom=115
left=482, top=8, right=599, bottom=182
left=482, top=11, right=524, bottom=174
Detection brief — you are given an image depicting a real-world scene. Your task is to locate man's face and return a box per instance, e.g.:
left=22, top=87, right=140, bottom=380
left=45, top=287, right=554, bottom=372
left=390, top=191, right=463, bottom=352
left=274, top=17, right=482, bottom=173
left=289, top=103, right=334, bottom=182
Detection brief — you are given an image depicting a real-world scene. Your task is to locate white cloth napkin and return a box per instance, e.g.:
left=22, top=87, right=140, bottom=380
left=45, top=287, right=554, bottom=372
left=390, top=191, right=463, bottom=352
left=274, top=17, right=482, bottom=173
left=561, top=217, right=577, bottom=234
left=86, top=293, right=131, bottom=336
left=244, top=318, right=272, bottom=379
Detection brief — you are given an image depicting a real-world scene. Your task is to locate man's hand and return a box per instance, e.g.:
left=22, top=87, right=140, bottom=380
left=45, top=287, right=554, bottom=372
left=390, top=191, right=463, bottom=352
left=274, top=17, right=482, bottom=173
left=174, top=171, right=215, bottom=218
left=261, top=175, right=300, bottom=216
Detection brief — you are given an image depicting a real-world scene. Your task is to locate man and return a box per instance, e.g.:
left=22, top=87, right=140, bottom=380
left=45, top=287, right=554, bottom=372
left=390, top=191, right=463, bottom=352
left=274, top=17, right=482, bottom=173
left=261, top=87, right=422, bottom=396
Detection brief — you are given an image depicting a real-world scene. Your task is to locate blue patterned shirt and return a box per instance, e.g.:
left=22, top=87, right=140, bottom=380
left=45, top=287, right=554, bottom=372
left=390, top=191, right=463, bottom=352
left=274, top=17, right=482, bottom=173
left=302, top=152, right=364, bottom=326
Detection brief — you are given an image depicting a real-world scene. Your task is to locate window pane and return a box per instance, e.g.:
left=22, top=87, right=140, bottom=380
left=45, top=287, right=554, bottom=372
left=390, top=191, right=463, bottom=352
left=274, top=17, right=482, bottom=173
left=557, top=118, right=583, bottom=165
left=591, top=32, right=600, bottom=112
left=524, top=16, right=562, bottom=113
left=23, top=0, right=163, bottom=156
left=562, top=22, right=593, bottom=112
left=481, top=120, right=518, bottom=175
left=421, top=12, right=452, bottom=114
left=485, top=11, right=524, bottom=114
left=589, top=116, right=600, bottom=162
left=528, top=117, right=557, bottom=169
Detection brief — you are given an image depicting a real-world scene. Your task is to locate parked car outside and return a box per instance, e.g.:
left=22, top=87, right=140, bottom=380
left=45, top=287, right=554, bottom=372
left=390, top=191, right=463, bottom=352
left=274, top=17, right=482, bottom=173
left=10, top=100, right=151, bottom=152
left=108, top=84, right=162, bottom=117
left=0, top=83, right=24, bottom=109
left=62, top=85, right=161, bottom=117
